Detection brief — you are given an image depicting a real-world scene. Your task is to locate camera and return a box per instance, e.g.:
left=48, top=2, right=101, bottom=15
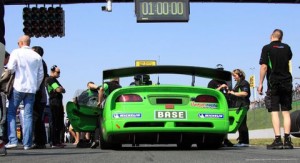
left=264, top=90, right=272, bottom=112
left=102, top=0, right=112, bottom=12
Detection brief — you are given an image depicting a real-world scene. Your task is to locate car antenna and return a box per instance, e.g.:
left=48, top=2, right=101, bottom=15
left=192, top=75, right=195, bottom=86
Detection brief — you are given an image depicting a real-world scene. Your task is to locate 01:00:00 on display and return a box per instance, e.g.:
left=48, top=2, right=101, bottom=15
left=141, top=2, right=185, bottom=16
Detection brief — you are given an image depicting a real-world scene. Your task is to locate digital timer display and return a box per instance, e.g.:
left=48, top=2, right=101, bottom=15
left=135, top=0, right=189, bottom=22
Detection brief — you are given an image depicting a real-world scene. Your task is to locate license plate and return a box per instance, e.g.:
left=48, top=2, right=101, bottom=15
left=155, top=111, right=186, bottom=120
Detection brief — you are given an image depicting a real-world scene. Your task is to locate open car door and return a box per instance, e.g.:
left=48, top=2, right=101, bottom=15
left=228, top=106, right=248, bottom=133
left=66, top=101, right=101, bottom=132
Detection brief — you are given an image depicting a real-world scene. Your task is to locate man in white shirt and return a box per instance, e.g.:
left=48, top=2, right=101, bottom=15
left=5, top=35, right=44, bottom=150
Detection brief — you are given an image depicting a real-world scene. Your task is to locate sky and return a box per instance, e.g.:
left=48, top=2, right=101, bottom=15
left=3, top=2, right=300, bottom=105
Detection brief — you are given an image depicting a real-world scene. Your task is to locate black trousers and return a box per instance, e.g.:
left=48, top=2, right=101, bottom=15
left=49, top=98, right=64, bottom=145
left=0, top=92, right=7, bottom=141
left=238, top=114, right=249, bottom=144
left=92, top=116, right=100, bottom=142
left=32, top=99, right=46, bottom=146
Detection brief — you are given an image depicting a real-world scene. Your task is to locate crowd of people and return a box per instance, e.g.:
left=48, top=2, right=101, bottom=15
left=0, top=29, right=296, bottom=156
left=0, top=35, right=70, bottom=156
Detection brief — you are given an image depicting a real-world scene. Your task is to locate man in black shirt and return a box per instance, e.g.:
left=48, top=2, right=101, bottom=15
left=91, top=78, right=121, bottom=148
left=258, top=29, right=293, bottom=149
left=46, top=65, right=66, bottom=148
left=207, top=64, right=234, bottom=147
left=31, top=46, right=48, bottom=149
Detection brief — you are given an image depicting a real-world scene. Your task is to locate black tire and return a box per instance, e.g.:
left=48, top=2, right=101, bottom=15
left=177, top=143, right=192, bottom=150
left=290, top=110, right=300, bottom=138
left=197, top=134, right=224, bottom=150
left=99, top=120, right=122, bottom=150
left=110, top=143, right=122, bottom=150
left=197, top=142, right=222, bottom=150
left=99, top=134, right=111, bottom=150
left=99, top=122, right=112, bottom=150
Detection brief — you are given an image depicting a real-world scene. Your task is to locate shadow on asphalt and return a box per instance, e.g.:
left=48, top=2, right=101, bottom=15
left=115, top=145, right=250, bottom=151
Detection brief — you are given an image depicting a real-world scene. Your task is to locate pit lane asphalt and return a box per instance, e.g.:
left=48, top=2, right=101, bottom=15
left=1, top=129, right=299, bottom=163
left=1, top=143, right=299, bottom=163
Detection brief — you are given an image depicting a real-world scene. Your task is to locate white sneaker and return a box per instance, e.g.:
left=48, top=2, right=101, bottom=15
left=233, top=143, right=249, bottom=147
left=24, top=146, right=32, bottom=150
left=5, top=143, right=17, bottom=149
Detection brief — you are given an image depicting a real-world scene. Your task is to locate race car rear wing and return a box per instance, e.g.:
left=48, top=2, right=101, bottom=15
left=103, top=65, right=232, bottom=83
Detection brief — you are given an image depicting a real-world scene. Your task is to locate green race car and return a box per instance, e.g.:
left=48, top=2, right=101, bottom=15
left=67, top=65, right=247, bottom=149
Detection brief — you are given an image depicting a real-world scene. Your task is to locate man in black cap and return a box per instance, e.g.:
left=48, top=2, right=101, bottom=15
left=31, top=46, right=48, bottom=149
left=207, top=64, right=234, bottom=147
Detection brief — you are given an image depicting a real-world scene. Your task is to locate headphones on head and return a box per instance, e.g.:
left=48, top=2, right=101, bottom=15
left=51, top=65, right=57, bottom=71
left=134, top=74, right=142, bottom=81
left=234, top=69, right=245, bottom=79
left=216, top=64, right=224, bottom=70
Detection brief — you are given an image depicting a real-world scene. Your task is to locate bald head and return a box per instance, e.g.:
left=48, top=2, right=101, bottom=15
left=271, top=29, right=283, bottom=41
left=18, top=35, right=31, bottom=47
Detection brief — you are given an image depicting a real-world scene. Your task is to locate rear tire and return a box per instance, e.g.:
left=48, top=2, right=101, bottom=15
left=197, top=134, right=224, bottom=150
left=290, top=110, right=300, bottom=138
left=99, top=121, right=122, bottom=150
left=177, top=143, right=192, bottom=150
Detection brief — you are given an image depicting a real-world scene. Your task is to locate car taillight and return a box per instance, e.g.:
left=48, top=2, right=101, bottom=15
left=195, top=95, right=217, bottom=103
left=116, top=94, right=143, bottom=102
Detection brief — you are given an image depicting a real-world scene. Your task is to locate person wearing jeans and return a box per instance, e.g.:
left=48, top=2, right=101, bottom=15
left=7, top=90, right=35, bottom=148
left=5, top=35, right=44, bottom=150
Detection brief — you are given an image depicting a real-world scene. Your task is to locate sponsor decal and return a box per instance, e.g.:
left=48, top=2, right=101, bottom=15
left=191, top=102, right=218, bottom=109
left=198, top=114, right=224, bottom=119
left=113, top=113, right=142, bottom=118
left=273, top=45, right=284, bottom=49
left=155, top=111, right=186, bottom=119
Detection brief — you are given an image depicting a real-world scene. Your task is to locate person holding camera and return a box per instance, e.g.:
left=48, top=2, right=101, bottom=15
left=228, top=69, right=250, bottom=147
left=257, top=29, right=293, bottom=150
left=130, top=74, right=152, bottom=86
left=207, top=64, right=234, bottom=147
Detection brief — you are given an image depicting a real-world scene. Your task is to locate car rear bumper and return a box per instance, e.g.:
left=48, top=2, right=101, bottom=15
left=107, top=120, right=228, bottom=132
left=102, top=120, right=229, bottom=142
left=106, top=132, right=225, bottom=144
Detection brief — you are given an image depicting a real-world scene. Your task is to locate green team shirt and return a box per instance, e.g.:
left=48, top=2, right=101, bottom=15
left=47, top=76, right=63, bottom=99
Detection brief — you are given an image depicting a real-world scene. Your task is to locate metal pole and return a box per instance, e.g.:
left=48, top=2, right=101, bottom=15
left=252, top=87, right=255, bottom=102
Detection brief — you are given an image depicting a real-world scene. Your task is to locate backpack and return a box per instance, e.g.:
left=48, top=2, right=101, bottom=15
left=104, top=81, right=121, bottom=97
left=0, top=69, right=15, bottom=98
left=77, top=89, right=98, bottom=107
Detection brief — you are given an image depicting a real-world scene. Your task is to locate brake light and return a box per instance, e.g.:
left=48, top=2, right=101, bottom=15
left=195, top=95, right=217, bottom=103
left=165, top=104, right=174, bottom=109
left=116, top=94, right=143, bottom=102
